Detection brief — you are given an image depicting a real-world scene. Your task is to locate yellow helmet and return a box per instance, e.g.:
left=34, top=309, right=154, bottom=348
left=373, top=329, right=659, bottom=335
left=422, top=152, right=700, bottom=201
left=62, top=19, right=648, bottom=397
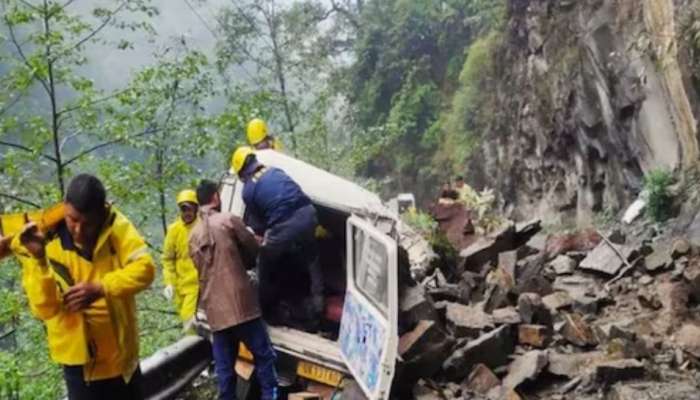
left=246, top=118, right=268, bottom=145
left=176, top=189, right=198, bottom=206
left=231, top=146, right=255, bottom=175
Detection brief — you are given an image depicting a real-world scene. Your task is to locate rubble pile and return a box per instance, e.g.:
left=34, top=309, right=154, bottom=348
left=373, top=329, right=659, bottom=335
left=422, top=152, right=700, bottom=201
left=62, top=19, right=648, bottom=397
left=396, top=215, right=700, bottom=399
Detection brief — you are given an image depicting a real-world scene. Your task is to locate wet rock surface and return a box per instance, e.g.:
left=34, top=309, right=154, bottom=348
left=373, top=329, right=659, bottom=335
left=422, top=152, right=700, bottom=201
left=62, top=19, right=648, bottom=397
left=400, top=215, right=700, bottom=399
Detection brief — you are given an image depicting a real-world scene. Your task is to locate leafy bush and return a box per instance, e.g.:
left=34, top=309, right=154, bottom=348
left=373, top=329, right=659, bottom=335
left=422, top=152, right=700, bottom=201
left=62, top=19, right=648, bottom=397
left=402, top=208, right=437, bottom=238
left=644, top=169, right=674, bottom=222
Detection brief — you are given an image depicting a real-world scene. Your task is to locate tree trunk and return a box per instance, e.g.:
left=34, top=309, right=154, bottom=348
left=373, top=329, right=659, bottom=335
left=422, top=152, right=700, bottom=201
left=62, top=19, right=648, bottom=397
left=156, top=147, right=167, bottom=235
left=43, top=1, right=64, bottom=197
left=266, top=4, right=297, bottom=150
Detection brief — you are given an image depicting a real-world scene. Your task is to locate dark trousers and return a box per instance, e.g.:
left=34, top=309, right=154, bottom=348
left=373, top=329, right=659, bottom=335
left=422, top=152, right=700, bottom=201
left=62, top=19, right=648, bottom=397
left=258, top=205, right=323, bottom=320
left=212, top=318, right=278, bottom=400
left=63, top=365, right=143, bottom=400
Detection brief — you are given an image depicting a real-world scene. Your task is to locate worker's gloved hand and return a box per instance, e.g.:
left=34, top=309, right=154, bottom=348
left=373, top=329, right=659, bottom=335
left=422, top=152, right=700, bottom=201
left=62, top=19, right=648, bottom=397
left=162, top=285, right=174, bottom=301
left=19, top=222, right=46, bottom=259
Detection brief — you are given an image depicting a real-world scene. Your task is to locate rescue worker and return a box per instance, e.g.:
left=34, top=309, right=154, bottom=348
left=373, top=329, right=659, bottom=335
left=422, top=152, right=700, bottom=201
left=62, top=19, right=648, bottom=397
left=246, top=118, right=282, bottom=151
left=161, top=189, right=199, bottom=329
left=230, top=146, right=324, bottom=331
left=12, top=174, right=155, bottom=399
left=189, top=180, right=278, bottom=400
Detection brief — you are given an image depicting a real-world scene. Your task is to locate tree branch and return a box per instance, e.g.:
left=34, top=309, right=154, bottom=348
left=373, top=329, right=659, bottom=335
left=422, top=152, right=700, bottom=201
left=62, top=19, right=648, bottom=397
left=59, top=131, right=81, bottom=152
left=0, top=140, right=58, bottom=162
left=57, top=88, right=129, bottom=117
left=56, top=1, right=128, bottom=60
left=0, top=328, right=16, bottom=341
left=0, top=193, right=41, bottom=208
left=58, top=0, right=77, bottom=12
left=17, top=0, right=40, bottom=12
left=4, top=17, right=51, bottom=96
left=0, top=93, right=24, bottom=118
left=330, top=0, right=359, bottom=29
left=61, top=126, right=160, bottom=167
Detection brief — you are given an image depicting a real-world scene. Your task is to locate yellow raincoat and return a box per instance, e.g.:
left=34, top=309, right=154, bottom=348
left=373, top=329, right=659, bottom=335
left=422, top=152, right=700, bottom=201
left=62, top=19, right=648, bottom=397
left=161, top=218, right=198, bottom=321
left=11, top=207, right=155, bottom=382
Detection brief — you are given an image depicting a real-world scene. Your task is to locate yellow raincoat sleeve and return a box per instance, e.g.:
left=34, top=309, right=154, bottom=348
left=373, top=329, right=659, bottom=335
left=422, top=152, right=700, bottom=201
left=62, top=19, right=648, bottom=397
left=11, top=235, right=61, bottom=321
left=160, top=225, right=177, bottom=287
left=101, top=216, right=156, bottom=298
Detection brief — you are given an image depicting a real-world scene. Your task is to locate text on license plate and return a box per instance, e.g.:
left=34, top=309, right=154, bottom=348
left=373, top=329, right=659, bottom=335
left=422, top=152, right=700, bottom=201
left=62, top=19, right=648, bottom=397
left=296, top=360, right=344, bottom=387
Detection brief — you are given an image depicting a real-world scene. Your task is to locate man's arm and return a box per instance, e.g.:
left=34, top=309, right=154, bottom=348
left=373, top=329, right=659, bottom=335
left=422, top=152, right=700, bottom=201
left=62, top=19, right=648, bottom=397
left=101, top=216, right=156, bottom=298
left=11, top=230, right=61, bottom=321
left=229, top=215, right=259, bottom=268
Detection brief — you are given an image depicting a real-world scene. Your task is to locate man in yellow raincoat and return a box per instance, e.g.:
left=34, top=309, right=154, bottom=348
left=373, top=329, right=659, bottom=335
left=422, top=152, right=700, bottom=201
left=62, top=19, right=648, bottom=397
left=11, top=173, right=155, bottom=399
left=246, top=118, right=283, bottom=151
left=161, top=190, right=199, bottom=329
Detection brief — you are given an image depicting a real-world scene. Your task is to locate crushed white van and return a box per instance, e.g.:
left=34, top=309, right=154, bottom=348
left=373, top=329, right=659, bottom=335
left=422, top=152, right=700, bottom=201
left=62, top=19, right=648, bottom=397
left=212, top=149, right=433, bottom=399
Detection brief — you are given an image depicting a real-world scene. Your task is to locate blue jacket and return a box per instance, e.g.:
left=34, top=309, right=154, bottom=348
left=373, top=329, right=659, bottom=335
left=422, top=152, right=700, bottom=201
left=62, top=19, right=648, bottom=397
left=242, top=166, right=312, bottom=231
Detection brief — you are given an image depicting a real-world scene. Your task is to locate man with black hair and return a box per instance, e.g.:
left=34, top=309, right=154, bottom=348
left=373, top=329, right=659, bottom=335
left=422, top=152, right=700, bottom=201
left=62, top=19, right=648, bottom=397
left=12, top=173, right=155, bottom=399
left=189, top=179, right=278, bottom=400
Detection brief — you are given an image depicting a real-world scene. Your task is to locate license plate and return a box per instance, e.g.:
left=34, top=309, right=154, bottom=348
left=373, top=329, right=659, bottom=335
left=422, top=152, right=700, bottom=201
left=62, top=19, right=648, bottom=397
left=296, top=361, right=344, bottom=387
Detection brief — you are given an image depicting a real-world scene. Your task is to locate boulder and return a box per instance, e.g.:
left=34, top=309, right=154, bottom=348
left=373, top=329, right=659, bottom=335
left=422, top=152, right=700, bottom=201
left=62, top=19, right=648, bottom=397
left=579, top=242, right=637, bottom=276
left=594, top=359, right=645, bottom=384
left=561, top=313, right=598, bottom=347
left=445, top=302, right=495, bottom=337
left=547, top=351, right=607, bottom=378
left=502, top=350, right=548, bottom=389
left=442, top=325, right=514, bottom=381
left=517, top=293, right=552, bottom=326
left=464, top=364, right=500, bottom=395
left=549, top=255, right=577, bottom=275
left=676, top=323, right=700, bottom=358
left=518, top=324, right=551, bottom=348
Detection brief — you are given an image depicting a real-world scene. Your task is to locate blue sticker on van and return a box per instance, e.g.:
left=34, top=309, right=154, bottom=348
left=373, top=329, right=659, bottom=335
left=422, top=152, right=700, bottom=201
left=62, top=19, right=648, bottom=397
left=339, top=292, right=386, bottom=393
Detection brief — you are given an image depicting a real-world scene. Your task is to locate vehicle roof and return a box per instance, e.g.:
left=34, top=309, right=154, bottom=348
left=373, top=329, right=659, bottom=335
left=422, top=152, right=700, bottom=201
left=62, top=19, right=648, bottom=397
left=254, top=149, right=392, bottom=218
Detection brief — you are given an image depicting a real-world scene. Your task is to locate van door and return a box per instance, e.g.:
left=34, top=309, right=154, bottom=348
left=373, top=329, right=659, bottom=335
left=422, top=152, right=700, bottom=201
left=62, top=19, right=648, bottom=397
left=219, top=175, right=245, bottom=217
left=340, top=215, right=398, bottom=400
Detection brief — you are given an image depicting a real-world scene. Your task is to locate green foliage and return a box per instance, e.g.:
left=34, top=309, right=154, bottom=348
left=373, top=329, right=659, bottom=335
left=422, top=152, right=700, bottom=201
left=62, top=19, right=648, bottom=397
left=402, top=208, right=437, bottom=238
left=0, top=259, right=63, bottom=399
left=0, top=0, right=157, bottom=201
left=0, top=2, right=223, bottom=397
left=644, top=169, right=674, bottom=223
left=436, top=31, right=501, bottom=174
left=216, top=0, right=336, bottom=152
left=344, top=0, right=507, bottom=201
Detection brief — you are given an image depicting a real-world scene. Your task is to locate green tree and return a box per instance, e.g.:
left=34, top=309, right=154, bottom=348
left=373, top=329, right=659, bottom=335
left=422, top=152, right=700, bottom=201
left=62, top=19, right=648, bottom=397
left=0, top=0, right=157, bottom=206
left=0, top=3, right=219, bottom=398
left=96, top=41, right=215, bottom=237
left=215, top=0, right=337, bottom=151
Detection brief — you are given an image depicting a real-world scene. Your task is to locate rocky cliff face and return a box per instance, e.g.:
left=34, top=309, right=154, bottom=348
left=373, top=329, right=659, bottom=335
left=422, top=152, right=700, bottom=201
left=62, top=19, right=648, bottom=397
left=470, top=0, right=700, bottom=225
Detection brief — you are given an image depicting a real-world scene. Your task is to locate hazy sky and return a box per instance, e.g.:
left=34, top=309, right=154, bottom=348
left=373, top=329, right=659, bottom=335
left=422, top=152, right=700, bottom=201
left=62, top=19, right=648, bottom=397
left=77, top=0, right=229, bottom=91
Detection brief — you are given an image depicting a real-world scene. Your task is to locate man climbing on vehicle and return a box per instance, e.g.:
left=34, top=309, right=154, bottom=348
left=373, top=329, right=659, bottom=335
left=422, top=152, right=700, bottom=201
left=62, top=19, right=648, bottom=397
left=161, top=189, right=199, bottom=331
left=11, top=174, right=155, bottom=399
left=231, top=146, right=324, bottom=332
left=189, top=180, right=278, bottom=400
left=246, top=118, right=283, bottom=151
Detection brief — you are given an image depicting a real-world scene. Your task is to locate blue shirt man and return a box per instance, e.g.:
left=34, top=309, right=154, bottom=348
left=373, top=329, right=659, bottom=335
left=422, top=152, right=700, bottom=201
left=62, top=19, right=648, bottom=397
left=232, top=147, right=324, bottom=331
